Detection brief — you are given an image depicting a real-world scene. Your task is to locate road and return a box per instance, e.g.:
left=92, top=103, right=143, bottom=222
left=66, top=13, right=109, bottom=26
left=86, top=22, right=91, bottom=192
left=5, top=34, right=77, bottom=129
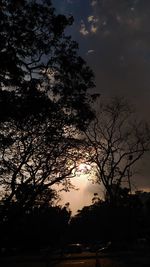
left=1, top=250, right=150, bottom=267
left=52, top=258, right=97, bottom=267
left=52, top=257, right=127, bottom=267
left=52, top=253, right=126, bottom=267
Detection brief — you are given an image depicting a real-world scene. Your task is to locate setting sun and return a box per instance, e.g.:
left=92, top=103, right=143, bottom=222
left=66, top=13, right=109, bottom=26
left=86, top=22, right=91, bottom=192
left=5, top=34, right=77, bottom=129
left=77, top=163, right=91, bottom=174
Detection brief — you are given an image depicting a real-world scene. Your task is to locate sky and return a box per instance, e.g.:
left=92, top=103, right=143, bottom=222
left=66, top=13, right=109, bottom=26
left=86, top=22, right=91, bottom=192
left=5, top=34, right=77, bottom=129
left=52, top=0, right=150, bottom=214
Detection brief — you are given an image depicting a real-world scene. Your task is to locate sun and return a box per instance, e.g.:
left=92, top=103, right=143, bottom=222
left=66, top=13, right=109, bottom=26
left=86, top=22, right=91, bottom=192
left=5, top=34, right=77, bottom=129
left=76, top=163, right=91, bottom=175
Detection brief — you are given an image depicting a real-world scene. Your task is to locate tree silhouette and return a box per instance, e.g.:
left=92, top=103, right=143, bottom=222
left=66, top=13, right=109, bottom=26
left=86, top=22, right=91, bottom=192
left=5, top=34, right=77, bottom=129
left=69, top=191, right=147, bottom=245
left=0, top=199, right=71, bottom=250
left=0, top=0, right=96, bottom=223
left=85, top=98, right=150, bottom=205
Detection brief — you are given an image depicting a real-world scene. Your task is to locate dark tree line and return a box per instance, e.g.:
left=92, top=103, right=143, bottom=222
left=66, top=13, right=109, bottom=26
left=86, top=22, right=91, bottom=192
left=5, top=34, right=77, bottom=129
left=0, top=201, right=71, bottom=250
left=69, top=190, right=150, bottom=246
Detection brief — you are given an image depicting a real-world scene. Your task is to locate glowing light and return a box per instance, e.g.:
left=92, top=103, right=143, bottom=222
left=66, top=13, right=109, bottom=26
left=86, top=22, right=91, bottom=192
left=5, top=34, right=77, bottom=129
left=77, top=163, right=91, bottom=175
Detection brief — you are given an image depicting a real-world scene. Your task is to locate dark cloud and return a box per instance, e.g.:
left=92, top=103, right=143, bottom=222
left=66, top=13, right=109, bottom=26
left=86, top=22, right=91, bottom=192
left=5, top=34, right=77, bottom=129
left=53, top=0, right=150, bottom=98
left=84, top=0, right=150, bottom=96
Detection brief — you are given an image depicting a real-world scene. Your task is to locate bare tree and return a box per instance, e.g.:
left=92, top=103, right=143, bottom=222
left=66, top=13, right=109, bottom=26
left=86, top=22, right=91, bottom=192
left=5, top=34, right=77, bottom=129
left=85, top=98, right=150, bottom=205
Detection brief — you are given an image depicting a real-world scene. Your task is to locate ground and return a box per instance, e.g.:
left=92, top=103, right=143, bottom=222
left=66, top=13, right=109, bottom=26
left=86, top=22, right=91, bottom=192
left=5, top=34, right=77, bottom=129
left=0, top=249, right=150, bottom=267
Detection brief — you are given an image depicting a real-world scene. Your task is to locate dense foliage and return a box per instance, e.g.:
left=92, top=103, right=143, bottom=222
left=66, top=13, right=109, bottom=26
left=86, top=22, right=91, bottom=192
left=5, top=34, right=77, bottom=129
left=0, top=0, right=95, bottom=224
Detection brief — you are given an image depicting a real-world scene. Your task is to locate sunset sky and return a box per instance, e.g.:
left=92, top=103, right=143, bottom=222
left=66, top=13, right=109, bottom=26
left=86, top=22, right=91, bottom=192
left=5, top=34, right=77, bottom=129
left=53, top=0, right=150, bottom=214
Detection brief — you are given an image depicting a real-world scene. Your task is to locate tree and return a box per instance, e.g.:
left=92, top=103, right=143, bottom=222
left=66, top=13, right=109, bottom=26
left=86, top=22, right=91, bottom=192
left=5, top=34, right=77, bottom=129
left=69, top=191, right=147, bottom=244
left=0, top=0, right=95, bottom=124
left=0, top=0, right=96, bottom=222
left=85, top=98, right=150, bottom=205
left=0, top=196, right=71, bottom=249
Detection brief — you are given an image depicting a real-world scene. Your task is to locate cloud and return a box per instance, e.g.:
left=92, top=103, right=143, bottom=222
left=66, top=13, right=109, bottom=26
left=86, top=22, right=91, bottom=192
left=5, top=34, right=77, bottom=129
left=87, top=49, right=95, bottom=54
left=80, top=20, right=89, bottom=36
left=84, top=0, right=150, bottom=97
left=88, top=15, right=95, bottom=23
left=80, top=15, right=99, bottom=36
left=88, top=15, right=99, bottom=33
left=66, top=0, right=73, bottom=3
left=90, top=0, right=97, bottom=7
left=91, top=24, right=98, bottom=33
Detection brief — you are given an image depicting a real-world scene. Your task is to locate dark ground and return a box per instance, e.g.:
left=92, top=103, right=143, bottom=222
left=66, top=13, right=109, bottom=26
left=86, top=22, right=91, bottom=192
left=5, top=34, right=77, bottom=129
left=0, top=247, right=150, bottom=267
